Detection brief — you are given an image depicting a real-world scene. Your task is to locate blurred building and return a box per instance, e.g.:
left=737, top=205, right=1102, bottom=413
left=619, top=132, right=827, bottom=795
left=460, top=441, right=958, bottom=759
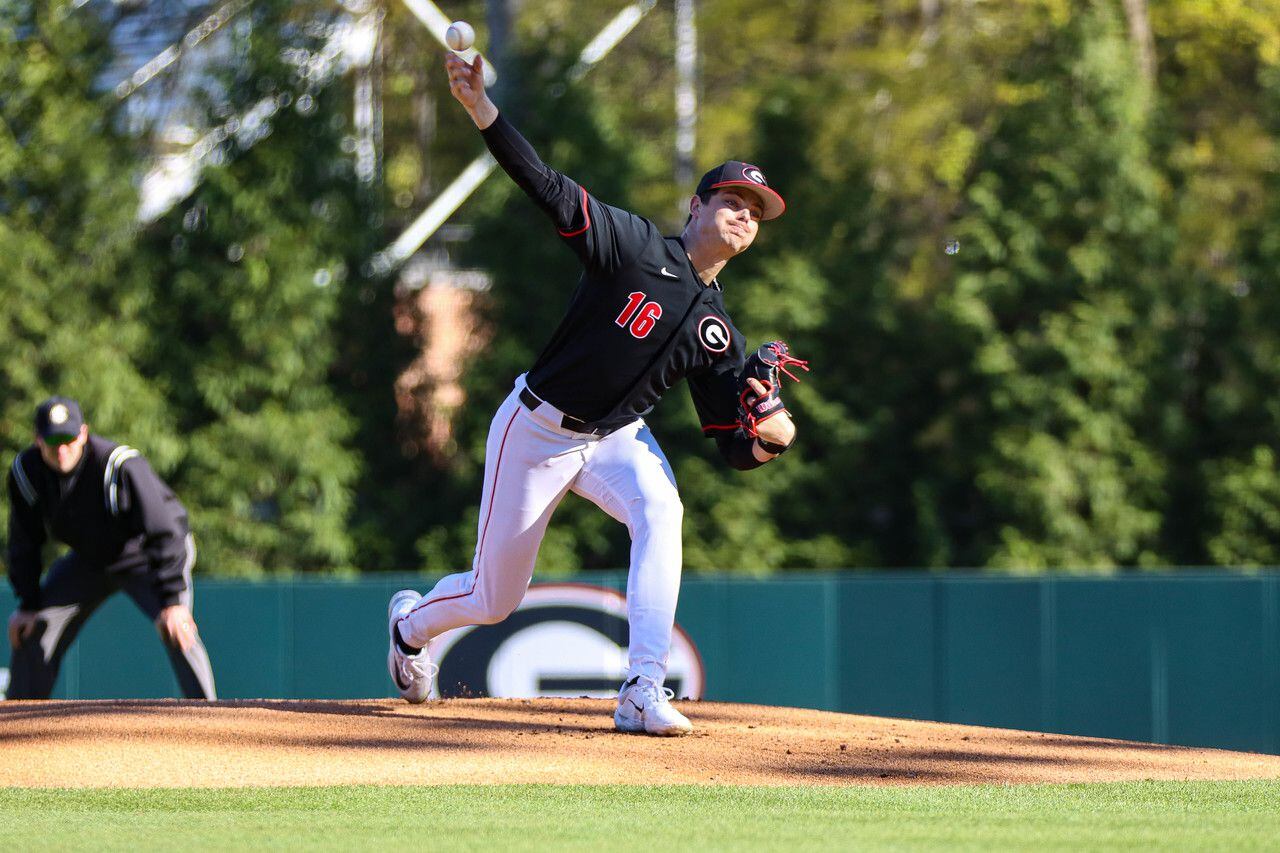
left=393, top=241, right=491, bottom=462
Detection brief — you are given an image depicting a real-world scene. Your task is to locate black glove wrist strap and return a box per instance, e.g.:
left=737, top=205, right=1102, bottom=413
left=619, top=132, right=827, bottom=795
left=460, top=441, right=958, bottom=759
left=756, top=435, right=792, bottom=456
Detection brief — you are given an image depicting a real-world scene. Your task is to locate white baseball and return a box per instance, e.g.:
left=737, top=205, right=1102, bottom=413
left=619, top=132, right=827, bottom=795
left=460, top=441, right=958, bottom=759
left=446, top=21, right=474, bottom=52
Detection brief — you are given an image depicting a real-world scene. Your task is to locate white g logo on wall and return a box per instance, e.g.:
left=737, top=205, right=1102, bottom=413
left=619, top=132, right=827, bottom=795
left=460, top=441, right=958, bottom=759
left=429, top=584, right=705, bottom=700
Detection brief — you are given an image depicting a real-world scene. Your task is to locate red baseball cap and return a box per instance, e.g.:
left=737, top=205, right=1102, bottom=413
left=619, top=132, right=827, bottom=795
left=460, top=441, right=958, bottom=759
left=695, top=161, right=786, bottom=221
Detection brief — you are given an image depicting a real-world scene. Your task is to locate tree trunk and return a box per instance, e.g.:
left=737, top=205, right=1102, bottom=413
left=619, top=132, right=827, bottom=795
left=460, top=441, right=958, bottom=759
left=1121, top=0, right=1157, bottom=85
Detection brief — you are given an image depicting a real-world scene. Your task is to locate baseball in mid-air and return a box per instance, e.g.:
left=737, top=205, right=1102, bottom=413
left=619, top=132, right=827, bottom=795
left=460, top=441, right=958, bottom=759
left=446, top=20, right=475, bottom=52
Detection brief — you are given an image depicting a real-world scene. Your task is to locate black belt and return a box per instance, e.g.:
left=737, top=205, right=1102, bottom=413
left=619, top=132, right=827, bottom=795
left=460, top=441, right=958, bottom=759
left=519, top=387, right=610, bottom=435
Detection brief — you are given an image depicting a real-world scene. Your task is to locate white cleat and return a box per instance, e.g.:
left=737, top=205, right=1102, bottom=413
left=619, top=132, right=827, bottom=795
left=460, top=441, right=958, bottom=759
left=387, top=589, right=436, bottom=704
left=614, top=675, right=693, bottom=736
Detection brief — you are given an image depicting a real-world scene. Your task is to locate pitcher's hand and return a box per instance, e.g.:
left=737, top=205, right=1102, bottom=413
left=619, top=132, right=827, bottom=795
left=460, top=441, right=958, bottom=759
left=749, top=382, right=796, bottom=449
left=445, top=53, right=497, bottom=129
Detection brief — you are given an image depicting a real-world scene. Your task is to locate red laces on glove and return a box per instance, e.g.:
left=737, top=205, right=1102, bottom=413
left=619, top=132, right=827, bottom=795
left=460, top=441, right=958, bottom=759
left=736, top=341, right=812, bottom=438
left=762, top=342, right=811, bottom=384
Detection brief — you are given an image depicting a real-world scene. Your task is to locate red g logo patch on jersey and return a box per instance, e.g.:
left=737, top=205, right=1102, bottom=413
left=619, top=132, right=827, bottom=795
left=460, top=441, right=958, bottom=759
left=698, top=315, right=731, bottom=353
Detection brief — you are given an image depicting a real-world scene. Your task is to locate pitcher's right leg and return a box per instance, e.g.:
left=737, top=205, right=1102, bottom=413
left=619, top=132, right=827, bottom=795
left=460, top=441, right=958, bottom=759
left=397, top=390, right=585, bottom=649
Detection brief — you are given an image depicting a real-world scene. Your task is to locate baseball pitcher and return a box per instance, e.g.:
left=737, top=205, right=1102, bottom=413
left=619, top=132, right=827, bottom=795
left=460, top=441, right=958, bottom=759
left=386, top=52, right=806, bottom=735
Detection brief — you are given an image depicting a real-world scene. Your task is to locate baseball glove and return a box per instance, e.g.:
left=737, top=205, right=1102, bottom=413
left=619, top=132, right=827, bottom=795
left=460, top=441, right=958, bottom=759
left=737, top=341, right=810, bottom=443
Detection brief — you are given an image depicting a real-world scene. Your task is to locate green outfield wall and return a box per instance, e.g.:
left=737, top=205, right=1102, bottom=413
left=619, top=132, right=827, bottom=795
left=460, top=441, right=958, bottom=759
left=2, top=573, right=1277, bottom=754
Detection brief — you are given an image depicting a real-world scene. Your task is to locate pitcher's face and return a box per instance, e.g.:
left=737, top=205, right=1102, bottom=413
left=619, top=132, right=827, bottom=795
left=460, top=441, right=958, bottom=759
left=690, top=189, right=762, bottom=256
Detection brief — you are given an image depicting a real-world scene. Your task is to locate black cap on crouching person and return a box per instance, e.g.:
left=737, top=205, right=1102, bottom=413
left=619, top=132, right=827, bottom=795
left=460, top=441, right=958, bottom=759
left=34, top=396, right=85, bottom=443
left=695, top=161, right=786, bottom=221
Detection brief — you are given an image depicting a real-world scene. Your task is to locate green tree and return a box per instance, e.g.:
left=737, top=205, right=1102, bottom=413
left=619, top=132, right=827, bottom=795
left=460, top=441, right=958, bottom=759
left=129, top=0, right=375, bottom=575
left=934, top=3, right=1167, bottom=569
left=0, top=6, right=179, bottom=491
left=1192, top=55, right=1280, bottom=566
left=1143, top=1, right=1280, bottom=565
left=15, top=0, right=1280, bottom=575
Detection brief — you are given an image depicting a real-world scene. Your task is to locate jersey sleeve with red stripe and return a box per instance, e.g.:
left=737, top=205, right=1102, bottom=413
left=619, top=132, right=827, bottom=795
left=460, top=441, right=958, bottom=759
left=688, top=339, right=771, bottom=470
left=687, top=354, right=742, bottom=438
left=687, top=313, right=750, bottom=439
left=480, top=112, right=652, bottom=273
left=690, top=363, right=770, bottom=471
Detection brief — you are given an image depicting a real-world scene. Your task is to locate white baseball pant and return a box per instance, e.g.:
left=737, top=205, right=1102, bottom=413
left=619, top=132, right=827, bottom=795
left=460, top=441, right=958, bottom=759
left=397, top=375, right=683, bottom=684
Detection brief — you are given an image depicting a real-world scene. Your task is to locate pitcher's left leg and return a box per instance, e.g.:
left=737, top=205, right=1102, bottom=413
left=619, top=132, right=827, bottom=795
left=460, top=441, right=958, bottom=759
left=576, top=422, right=682, bottom=681
left=575, top=422, right=691, bottom=735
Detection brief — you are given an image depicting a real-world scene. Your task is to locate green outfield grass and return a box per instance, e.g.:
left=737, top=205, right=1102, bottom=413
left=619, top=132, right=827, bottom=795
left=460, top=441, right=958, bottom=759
left=3, top=781, right=1279, bottom=851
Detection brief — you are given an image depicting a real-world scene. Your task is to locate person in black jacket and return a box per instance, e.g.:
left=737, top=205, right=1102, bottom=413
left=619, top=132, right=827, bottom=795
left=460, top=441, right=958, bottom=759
left=5, top=396, right=216, bottom=699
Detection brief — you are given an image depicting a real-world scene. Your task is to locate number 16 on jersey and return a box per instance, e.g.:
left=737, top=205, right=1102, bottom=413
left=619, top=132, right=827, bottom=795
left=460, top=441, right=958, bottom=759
left=615, top=292, right=663, bottom=339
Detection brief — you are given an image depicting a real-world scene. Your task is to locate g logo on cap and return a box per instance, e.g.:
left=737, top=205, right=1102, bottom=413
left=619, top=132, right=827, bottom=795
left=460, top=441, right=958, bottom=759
left=49, top=405, right=69, bottom=426
left=698, top=315, right=731, bottom=353
left=742, top=166, right=766, bottom=185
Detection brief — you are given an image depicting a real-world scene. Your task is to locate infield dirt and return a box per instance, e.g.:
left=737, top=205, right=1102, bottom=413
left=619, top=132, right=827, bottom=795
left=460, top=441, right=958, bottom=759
left=3, top=698, right=1279, bottom=788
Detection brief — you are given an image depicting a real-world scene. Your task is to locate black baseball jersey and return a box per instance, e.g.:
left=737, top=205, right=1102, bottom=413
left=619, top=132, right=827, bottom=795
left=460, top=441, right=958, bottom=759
left=6, top=435, right=192, bottom=610
left=482, top=114, right=754, bottom=460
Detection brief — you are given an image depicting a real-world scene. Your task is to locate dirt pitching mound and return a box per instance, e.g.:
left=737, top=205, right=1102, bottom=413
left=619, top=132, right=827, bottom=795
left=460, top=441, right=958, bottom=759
left=3, top=698, right=1279, bottom=788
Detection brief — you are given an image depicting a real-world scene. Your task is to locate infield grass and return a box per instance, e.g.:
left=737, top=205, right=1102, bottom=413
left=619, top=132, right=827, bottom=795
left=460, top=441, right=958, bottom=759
left=2, top=781, right=1279, bottom=851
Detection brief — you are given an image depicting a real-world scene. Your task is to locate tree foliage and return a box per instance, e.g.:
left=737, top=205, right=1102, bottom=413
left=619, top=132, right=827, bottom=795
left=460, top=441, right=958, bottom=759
left=5, top=0, right=1280, bottom=574
left=0, top=5, right=178, bottom=471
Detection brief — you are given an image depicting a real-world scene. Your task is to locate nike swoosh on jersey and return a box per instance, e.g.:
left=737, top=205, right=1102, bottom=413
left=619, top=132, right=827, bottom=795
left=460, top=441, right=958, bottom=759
left=660, top=267, right=679, bottom=278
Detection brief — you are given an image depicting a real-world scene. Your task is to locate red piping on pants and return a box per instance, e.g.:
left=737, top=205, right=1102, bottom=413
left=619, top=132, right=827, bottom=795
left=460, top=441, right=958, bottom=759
left=404, top=406, right=521, bottom=619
